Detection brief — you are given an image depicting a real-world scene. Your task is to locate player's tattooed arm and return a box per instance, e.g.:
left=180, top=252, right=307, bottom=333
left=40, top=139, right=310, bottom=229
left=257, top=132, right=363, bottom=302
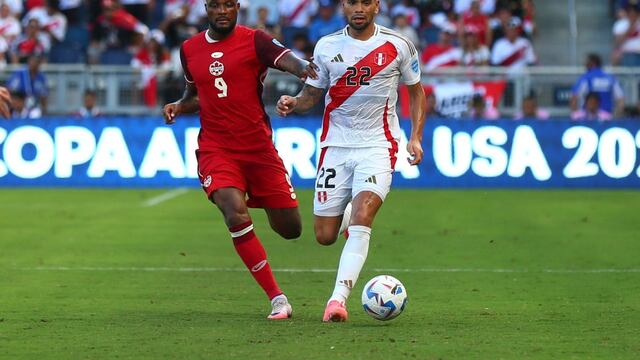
left=162, top=82, right=199, bottom=124
left=277, top=52, right=319, bottom=82
left=276, top=84, right=324, bottom=117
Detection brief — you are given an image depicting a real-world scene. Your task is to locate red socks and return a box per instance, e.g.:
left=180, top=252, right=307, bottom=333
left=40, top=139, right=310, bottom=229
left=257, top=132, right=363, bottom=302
left=230, top=221, right=282, bottom=300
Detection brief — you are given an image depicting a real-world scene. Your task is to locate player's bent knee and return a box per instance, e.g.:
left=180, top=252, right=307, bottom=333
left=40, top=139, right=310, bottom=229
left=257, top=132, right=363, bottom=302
left=316, top=232, right=338, bottom=246
left=224, top=212, right=251, bottom=228
left=277, top=224, right=302, bottom=240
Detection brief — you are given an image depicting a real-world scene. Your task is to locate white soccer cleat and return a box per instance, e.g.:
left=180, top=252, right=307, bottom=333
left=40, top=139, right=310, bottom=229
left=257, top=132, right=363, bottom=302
left=339, top=202, right=352, bottom=236
left=267, top=294, right=292, bottom=320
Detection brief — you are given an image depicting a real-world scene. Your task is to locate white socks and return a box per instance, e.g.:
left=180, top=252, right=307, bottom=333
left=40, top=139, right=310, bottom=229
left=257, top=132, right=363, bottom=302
left=338, top=202, right=352, bottom=234
left=330, top=225, right=371, bottom=303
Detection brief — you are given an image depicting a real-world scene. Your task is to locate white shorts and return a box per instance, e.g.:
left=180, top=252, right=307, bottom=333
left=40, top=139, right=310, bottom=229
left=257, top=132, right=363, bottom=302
left=314, top=147, right=396, bottom=217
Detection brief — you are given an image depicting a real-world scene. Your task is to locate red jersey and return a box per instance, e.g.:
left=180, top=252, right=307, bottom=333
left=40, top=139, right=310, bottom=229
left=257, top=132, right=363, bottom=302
left=180, top=26, right=291, bottom=152
left=462, top=13, right=489, bottom=45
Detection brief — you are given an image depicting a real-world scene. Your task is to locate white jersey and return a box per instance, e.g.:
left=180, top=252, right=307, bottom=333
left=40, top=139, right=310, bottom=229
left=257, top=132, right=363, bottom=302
left=490, top=37, right=536, bottom=68
left=307, top=24, right=421, bottom=150
left=613, top=18, right=640, bottom=54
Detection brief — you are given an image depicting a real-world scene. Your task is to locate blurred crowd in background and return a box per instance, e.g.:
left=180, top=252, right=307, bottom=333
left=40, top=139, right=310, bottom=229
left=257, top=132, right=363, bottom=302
left=1, top=0, right=640, bottom=120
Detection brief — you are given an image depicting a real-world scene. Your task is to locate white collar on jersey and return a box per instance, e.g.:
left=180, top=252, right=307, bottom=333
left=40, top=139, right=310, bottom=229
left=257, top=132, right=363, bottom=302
left=205, top=30, right=219, bottom=43
left=343, top=23, right=380, bottom=40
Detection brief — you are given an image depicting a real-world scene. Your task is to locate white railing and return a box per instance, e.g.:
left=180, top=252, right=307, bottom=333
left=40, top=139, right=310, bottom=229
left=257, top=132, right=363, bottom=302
left=1, top=65, right=638, bottom=117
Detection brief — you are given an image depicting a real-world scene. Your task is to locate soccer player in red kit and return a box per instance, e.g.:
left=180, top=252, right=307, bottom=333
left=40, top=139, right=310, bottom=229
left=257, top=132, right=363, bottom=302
left=162, top=0, right=318, bottom=320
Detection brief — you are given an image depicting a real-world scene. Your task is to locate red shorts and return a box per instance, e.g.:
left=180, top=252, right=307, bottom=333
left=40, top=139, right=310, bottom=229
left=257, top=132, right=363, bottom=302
left=196, top=146, right=298, bottom=209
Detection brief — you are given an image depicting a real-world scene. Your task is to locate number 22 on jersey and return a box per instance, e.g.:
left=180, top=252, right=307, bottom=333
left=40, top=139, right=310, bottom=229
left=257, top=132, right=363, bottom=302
left=214, top=77, right=228, bottom=98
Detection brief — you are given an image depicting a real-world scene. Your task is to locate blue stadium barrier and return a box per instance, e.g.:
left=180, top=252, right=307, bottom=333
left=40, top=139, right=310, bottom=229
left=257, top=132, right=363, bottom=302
left=0, top=117, right=639, bottom=188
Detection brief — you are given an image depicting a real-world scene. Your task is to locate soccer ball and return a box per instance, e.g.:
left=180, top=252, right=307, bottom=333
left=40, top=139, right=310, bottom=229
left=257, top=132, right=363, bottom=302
left=361, top=275, right=407, bottom=321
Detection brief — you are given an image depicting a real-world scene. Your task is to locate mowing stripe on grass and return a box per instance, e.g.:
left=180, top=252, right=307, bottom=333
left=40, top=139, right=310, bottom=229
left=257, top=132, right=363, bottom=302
left=14, top=266, right=640, bottom=274
left=141, top=188, right=189, bottom=207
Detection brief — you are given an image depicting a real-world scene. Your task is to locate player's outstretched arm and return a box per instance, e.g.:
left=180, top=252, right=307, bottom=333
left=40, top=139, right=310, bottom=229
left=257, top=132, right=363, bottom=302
left=406, top=82, right=427, bottom=166
left=276, top=84, right=324, bottom=117
left=162, top=82, right=199, bottom=125
left=277, top=53, right=319, bottom=82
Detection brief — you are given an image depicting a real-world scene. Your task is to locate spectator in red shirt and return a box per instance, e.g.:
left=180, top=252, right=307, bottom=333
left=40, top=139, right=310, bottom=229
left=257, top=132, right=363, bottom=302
left=11, top=19, right=48, bottom=63
left=460, top=0, right=491, bottom=45
left=132, top=29, right=171, bottom=107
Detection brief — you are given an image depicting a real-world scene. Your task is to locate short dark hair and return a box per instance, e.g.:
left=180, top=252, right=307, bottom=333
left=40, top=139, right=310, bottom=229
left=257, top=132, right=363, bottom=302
left=585, top=92, right=600, bottom=103
left=471, top=94, right=485, bottom=107
left=587, top=53, right=602, bottom=68
left=12, top=91, right=27, bottom=100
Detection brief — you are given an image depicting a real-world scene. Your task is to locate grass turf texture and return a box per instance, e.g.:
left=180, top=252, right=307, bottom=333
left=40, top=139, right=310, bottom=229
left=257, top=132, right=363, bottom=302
left=1, top=189, right=639, bottom=359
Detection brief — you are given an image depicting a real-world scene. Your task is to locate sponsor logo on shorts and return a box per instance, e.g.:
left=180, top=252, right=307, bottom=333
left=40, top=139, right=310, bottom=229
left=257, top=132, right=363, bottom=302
left=203, top=175, right=212, bottom=188
left=251, top=260, right=267, bottom=272
left=317, top=191, right=328, bottom=203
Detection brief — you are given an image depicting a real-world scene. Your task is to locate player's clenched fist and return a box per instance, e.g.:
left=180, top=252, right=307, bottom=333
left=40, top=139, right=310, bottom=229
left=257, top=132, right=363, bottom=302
left=163, top=102, right=181, bottom=124
left=406, top=138, right=424, bottom=166
left=276, top=95, right=297, bottom=117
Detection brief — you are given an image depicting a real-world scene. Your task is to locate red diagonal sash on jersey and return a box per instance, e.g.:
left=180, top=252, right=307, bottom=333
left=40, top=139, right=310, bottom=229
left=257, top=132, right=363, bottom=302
left=499, top=46, right=527, bottom=66
left=320, top=41, right=399, bottom=142
left=287, top=0, right=312, bottom=25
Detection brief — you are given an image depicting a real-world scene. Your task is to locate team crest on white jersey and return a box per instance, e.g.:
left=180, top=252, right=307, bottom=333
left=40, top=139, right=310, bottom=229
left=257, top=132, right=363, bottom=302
left=209, top=61, right=224, bottom=76
left=375, top=53, right=387, bottom=66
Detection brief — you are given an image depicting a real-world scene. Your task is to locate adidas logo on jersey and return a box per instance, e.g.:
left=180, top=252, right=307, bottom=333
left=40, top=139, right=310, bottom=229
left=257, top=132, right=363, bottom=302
left=364, top=176, right=377, bottom=184
left=331, top=54, right=344, bottom=63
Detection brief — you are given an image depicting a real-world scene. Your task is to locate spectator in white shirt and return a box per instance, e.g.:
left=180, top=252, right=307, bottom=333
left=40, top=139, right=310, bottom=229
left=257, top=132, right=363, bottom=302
left=0, top=3, right=21, bottom=44
left=22, top=0, right=68, bottom=51
left=612, top=4, right=640, bottom=66
left=2, top=0, right=22, bottom=18
left=278, top=0, right=318, bottom=46
left=392, top=13, right=419, bottom=49
left=461, top=26, right=489, bottom=66
left=491, top=17, right=536, bottom=69
left=390, top=0, right=421, bottom=28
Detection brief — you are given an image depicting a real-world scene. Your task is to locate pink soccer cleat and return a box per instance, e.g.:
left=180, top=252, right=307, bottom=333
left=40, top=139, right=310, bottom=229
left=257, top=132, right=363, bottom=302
left=267, top=294, right=292, bottom=320
left=322, top=300, right=348, bottom=322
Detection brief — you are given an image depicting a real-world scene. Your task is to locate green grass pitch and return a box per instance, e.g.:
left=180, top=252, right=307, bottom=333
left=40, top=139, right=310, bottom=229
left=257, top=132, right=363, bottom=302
left=1, top=188, right=639, bottom=359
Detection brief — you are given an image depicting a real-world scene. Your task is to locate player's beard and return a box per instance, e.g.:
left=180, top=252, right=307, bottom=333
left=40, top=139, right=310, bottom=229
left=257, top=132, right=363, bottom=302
left=209, top=18, right=237, bottom=35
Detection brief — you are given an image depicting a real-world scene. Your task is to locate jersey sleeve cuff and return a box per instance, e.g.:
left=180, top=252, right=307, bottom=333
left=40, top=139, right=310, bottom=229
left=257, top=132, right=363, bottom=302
left=184, top=75, right=194, bottom=84
left=305, top=78, right=326, bottom=89
left=273, top=49, right=292, bottom=69
left=403, top=77, right=422, bottom=86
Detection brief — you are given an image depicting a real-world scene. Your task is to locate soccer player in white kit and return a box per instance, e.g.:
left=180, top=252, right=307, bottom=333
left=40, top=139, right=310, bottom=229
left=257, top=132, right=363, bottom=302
left=276, top=0, right=426, bottom=322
